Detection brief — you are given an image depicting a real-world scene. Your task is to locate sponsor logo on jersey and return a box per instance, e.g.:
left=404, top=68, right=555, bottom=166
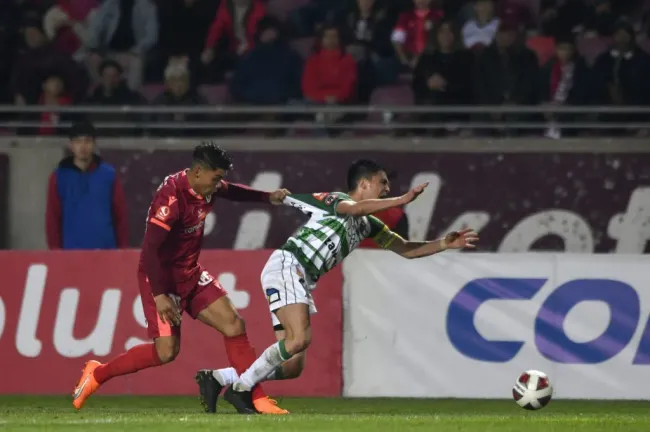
left=313, top=193, right=328, bottom=201
left=324, top=194, right=337, bottom=206
left=156, top=206, right=170, bottom=221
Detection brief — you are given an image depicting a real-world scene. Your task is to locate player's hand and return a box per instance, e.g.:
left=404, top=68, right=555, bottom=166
left=154, top=294, right=182, bottom=326
left=400, top=182, right=429, bottom=204
left=442, top=228, right=479, bottom=250
left=270, top=188, right=291, bottom=205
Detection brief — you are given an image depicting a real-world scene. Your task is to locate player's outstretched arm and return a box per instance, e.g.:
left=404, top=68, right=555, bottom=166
left=387, top=228, right=479, bottom=259
left=336, top=182, right=429, bottom=217
left=216, top=181, right=290, bottom=204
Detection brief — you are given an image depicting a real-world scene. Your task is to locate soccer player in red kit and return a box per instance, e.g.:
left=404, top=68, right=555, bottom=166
left=72, top=142, right=290, bottom=415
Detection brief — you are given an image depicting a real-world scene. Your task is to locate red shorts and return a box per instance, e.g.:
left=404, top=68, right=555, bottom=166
left=138, top=268, right=227, bottom=339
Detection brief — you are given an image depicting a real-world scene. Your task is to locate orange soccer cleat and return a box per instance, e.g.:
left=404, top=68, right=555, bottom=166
left=253, top=397, right=290, bottom=415
left=72, top=360, right=102, bottom=410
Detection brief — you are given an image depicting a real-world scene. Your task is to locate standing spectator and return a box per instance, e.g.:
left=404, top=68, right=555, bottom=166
left=539, top=34, right=591, bottom=138
left=592, top=19, right=650, bottom=132
left=392, top=0, right=444, bottom=70
left=42, top=0, right=99, bottom=61
left=84, top=0, right=158, bottom=91
left=12, top=16, right=89, bottom=104
left=38, top=74, right=72, bottom=136
left=338, top=0, right=398, bottom=100
left=302, top=25, right=358, bottom=105
left=157, top=0, right=217, bottom=83
left=201, top=0, right=266, bottom=83
left=474, top=22, right=540, bottom=133
left=151, top=62, right=209, bottom=137
left=46, top=121, right=129, bottom=250
left=229, top=17, right=303, bottom=106
left=462, top=0, right=499, bottom=52
left=288, top=0, right=348, bottom=38
left=413, top=20, right=474, bottom=135
left=85, top=60, right=144, bottom=136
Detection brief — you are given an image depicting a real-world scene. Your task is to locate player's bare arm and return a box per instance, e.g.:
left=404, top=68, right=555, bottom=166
left=386, top=228, right=479, bottom=259
left=336, top=182, right=429, bottom=217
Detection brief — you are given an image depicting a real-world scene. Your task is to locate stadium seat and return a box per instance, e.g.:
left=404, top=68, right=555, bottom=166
left=141, top=84, right=164, bottom=102
left=576, top=36, right=612, bottom=66
left=527, top=35, right=556, bottom=66
left=199, top=85, right=231, bottom=105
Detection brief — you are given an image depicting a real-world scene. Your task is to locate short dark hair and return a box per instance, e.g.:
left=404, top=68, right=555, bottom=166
left=192, top=141, right=233, bottom=171
left=69, top=121, right=96, bottom=141
left=99, top=59, right=123, bottom=75
left=347, top=159, right=386, bottom=191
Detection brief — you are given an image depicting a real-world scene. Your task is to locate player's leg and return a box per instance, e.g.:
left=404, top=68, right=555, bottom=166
left=72, top=274, right=180, bottom=410
left=189, top=275, right=287, bottom=414
left=224, top=303, right=310, bottom=410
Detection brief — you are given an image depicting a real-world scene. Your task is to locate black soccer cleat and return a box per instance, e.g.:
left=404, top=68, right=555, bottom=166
left=224, top=385, right=258, bottom=414
left=195, top=370, right=223, bottom=413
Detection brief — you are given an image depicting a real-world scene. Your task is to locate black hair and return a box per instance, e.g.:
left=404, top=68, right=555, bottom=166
left=69, top=120, right=97, bottom=140
left=347, top=159, right=386, bottom=191
left=192, top=141, right=234, bottom=171
left=99, top=59, right=124, bottom=75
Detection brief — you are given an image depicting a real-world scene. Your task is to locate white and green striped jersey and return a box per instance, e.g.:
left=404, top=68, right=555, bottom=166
left=281, top=192, right=396, bottom=279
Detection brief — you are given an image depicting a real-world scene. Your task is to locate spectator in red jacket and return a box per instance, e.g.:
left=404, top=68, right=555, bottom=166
left=392, top=0, right=444, bottom=69
left=302, top=25, right=358, bottom=105
left=201, top=0, right=266, bottom=82
left=38, top=74, right=73, bottom=136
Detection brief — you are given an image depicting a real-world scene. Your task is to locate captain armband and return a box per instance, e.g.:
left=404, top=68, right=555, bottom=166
left=372, top=226, right=402, bottom=249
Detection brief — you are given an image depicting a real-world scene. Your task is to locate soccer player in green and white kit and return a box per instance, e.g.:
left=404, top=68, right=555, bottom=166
left=196, top=160, right=479, bottom=413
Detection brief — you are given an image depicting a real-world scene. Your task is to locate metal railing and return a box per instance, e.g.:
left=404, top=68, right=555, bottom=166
left=0, top=104, right=648, bottom=132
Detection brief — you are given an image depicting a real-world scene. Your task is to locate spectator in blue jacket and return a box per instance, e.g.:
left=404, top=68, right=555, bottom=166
left=46, top=121, right=129, bottom=250
left=229, top=17, right=303, bottom=107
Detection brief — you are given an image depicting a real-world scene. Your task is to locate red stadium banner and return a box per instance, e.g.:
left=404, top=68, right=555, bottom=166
left=0, top=250, right=343, bottom=396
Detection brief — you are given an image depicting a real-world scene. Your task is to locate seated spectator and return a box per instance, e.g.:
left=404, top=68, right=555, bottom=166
left=229, top=17, right=302, bottom=106
left=85, top=60, right=144, bottom=136
left=539, top=34, right=591, bottom=138
left=11, top=16, right=89, bottom=105
left=462, top=0, right=499, bottom=53
left=592, top=19, right=650, bottom=132
left=474, top=22, right=540, bottom=134
left=413, top=20, right=474, bottom=135
left=338, top=0, right=398, bottom=100
left=201, top=0, right=266, bottom=83
left=151, top=62, right=209, bottom=137
left=84, top=0, right=158, bottom=91
left=392, top=0, right=444, bottom=70
left=43, top=0, right=98, bottom=61
left=157, top=0, right=217, bottom=83
left=38, top=74, right=72, bottom=136
left=302, top=25, right=358, bottom=106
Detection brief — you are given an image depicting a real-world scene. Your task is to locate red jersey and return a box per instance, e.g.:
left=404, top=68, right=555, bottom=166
left=138, top=169, right=270, bottom=296
left=392, top=8, right=444, bottom=56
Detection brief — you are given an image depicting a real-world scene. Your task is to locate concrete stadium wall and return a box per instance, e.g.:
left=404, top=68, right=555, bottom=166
left=1, top=137, right=648, bottom=250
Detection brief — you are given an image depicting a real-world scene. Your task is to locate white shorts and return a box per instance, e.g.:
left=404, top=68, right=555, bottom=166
left=261, top=249, right=318, bottom=329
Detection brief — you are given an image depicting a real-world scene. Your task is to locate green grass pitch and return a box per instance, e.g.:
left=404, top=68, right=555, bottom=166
left=1, top=396, right=649, bottom=431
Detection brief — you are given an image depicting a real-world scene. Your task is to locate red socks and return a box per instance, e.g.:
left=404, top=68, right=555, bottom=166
left=224, top=333, right=267, bottom=400
left=93, top=344, right=163, bottom=384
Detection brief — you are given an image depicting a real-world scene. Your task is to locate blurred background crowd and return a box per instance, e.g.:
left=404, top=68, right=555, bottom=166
left=2, top=0, right=650, bottom=137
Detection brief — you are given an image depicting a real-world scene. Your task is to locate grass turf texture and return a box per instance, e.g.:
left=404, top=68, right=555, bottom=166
left=1, top=396, right=649, bottom=431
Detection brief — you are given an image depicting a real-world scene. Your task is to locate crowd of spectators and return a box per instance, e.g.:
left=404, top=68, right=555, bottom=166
left=1, top=0, right=650, bottom=137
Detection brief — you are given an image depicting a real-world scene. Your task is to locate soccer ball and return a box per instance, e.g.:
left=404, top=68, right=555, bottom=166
left=512, top=370, right=553, bottom=410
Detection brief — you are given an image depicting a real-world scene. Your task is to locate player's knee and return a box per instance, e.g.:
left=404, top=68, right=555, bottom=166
left=285, top=332, right=311, bottom=354
left=155, top=339, right=180, bottom=364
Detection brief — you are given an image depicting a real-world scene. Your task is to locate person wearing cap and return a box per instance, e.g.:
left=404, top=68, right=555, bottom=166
left=45, top=121, right=129, bottom=249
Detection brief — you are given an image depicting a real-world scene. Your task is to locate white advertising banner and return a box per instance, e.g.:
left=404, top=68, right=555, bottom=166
left=342, top=252, right=650, bottom=399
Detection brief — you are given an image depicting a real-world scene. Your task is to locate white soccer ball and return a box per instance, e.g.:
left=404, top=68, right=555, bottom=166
left=512, top=370, right=553, bottom=410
